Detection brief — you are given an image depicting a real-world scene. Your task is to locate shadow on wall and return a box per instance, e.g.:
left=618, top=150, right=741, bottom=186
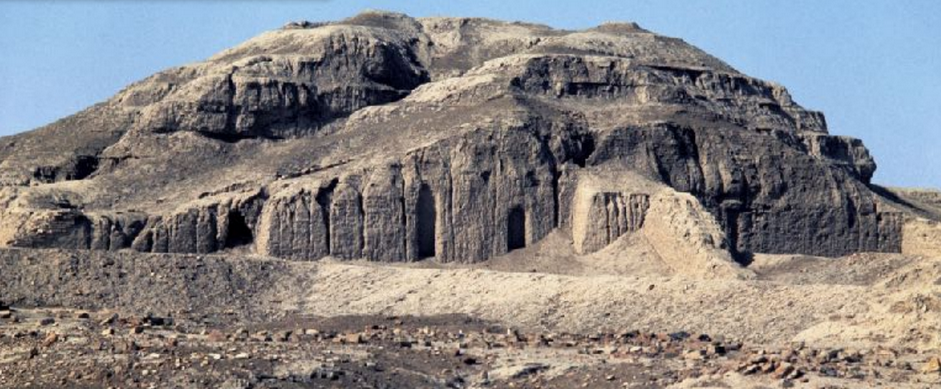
left=416, top=184, right=436, bottom=259
left=224, top=211, right=254, bottom=248
left=508, top=206, right=526, bottom=251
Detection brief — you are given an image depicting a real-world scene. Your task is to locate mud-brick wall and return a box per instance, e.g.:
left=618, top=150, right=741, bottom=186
left=572, top=190, right=649, bottom=254
left=254, top=122, right=590, bottom=263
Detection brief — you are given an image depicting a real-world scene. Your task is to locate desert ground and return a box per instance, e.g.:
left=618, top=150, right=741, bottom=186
left=2, top=239, right=940, bottom=388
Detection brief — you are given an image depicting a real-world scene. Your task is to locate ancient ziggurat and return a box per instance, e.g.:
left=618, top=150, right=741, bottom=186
left=2, top=11, right=940, bottom=278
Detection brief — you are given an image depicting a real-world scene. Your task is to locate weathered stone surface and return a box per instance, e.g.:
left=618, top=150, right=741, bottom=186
left=642, top=191, right=751, bottom=279
left=572, top=184, right=650, bottom=255
left=585, top=123, right=902, bottom=257
left=250, top=115, right=586, bottom=263
left=0, top=11, right=936, bottom=269
left=329, top=180, right=364, bottom=260
left=135, top=27, right=428, bottom=141
left=131, top=191, right=265, bottom=254
left=255, top=183, right=331, bottom=261
left=362, top=167, right=407, bottom=262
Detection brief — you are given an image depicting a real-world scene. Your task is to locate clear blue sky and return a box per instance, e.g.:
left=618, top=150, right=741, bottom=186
left=1, top=1, right=938, bottom=188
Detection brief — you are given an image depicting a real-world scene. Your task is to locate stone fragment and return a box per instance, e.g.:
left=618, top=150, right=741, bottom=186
left=251, top=331, right=271, bottom=342
left=275, top=330, right=292, bottom=342
left=207, top=330, right=227, bottom=342
left=98, top=313, right=118, bottom=326
left=684, top=350, right=706, bottom=360
left=772, top=363, right=795, bottom=379
left=922, top=357, right=941, bottom=374
left=41, top=332, right=58, bottom=348
left=342, top=333, right=364, bottom=344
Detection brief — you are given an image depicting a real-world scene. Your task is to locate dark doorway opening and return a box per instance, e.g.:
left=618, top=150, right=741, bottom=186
left=507, top=206, right=526, bottom=251
left=416, top=184, right=437, bottom=259
left=224, top=211, right=254, bottom=248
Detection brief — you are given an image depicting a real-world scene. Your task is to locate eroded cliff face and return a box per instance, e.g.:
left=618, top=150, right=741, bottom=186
left=0, top=11, right=930, bottom=272
left=134, top=27, right=429, bottom=141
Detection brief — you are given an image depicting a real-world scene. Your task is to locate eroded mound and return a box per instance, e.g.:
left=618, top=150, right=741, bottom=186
left=2, top=11, right=938, bottom=271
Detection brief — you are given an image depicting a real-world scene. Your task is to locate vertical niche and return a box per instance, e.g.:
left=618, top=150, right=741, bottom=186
left=507, top=205, right=526, bottom=251
left=223, top=210, right=254, bottom=248
left=415, top=183, right=437, bottom=259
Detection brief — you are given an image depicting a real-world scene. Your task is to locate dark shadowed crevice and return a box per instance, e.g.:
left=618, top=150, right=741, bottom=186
left=32, top=154, right=101, bottom=183
left=316, top=179, right=339, bottom=253
left=724, top=208, right=755, bottom=266
left=224, top=211, right=254, bottom=248
left=356, top=190, right=366, bottom=255
left=732, top=251, right=755, bottom=267
left=551, top=167, right=561, bottom=228
left=198, top=131, right=284, bottom=144
left=507, top=206, right=526, bottom=251
left=416, top=184, right=437, bottom=259
left=32, top=166, right=58, bottom=183
left=70, top=155, right=101, bottom=180
left=573, top=132, right=595, bottom=168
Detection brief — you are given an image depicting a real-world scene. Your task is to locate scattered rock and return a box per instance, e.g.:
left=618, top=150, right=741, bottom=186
left=491, top=363, right=550, bottom=380
left=772, top=363, right=797, bottom=380
left=251, top=331, right=271, bottom=342
left=41, top=332, right=58, bottom=348
left=684, top=350, right=706, bottom=360
left=707, top=344, right=727, bottom=356
left=342, top=333, right=364, bottom=344
left=312, top=367, right=345, bottom=381
left=207, top=330, right=227, bottom=342
left=98, top=313, right=118, bottom=326
left=275, top=330, right=292, bottom=342
left=143, top=315, right=171, bottom=326
left=921, top=357, right=941, bottom=374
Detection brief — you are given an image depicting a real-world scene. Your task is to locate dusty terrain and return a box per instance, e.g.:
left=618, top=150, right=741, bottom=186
left=3, top=245, right=941, bottom=388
